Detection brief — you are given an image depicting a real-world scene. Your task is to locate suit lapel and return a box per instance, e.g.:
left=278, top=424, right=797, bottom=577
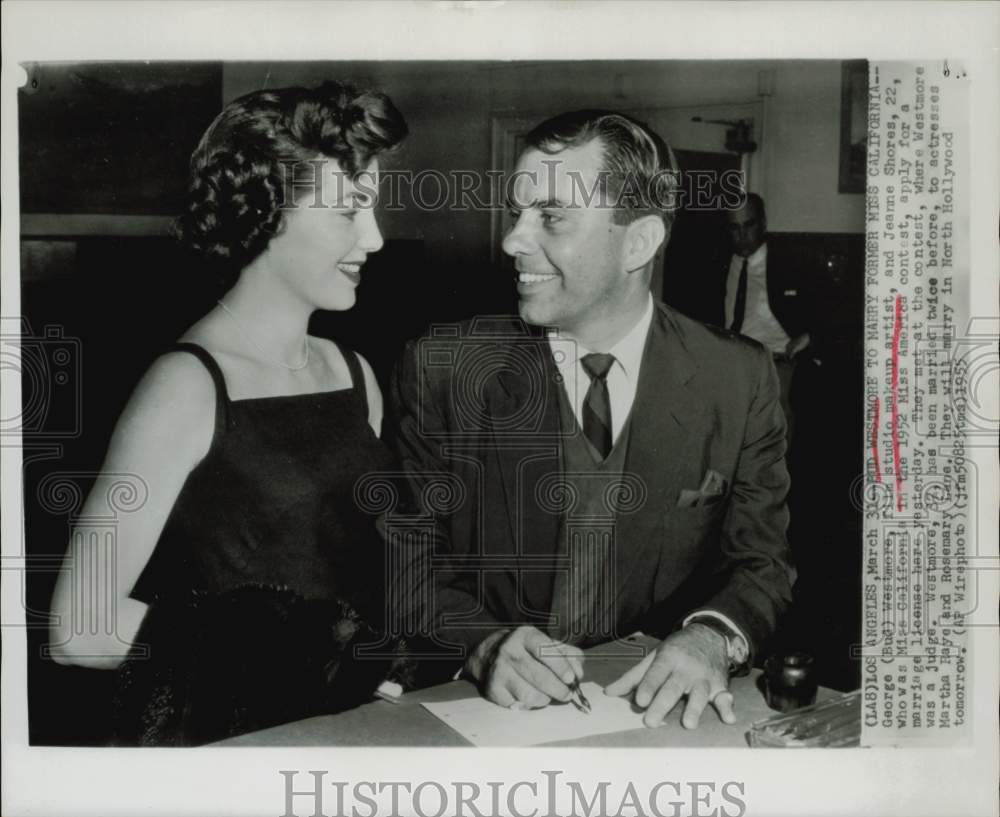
left=614, top=305, right=709, bottom=613
left=488, top=333, right=563, bottom=562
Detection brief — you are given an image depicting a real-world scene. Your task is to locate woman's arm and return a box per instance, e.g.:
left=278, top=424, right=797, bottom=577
left=48, top=352, right=217, bottom=669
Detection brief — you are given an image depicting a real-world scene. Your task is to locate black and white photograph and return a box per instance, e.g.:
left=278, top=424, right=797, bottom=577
left=2, top=3, right=997, bottom=817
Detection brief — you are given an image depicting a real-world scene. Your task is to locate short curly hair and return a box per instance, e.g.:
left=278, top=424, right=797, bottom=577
left=174, top=81, right=407, bottom=275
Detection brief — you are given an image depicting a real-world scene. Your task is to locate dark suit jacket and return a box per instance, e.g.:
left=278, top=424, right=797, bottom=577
left=385, top=302, right=794, bottom=670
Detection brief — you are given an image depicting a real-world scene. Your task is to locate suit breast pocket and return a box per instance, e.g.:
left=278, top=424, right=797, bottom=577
left=666, top=500, right=726, bottom=530
left=653, top=502, right=727, bottom=595
left=661, top=501, right=727, bottom=562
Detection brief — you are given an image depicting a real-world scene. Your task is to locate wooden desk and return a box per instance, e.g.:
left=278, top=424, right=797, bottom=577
left=216, top=637, right=838, bottom=748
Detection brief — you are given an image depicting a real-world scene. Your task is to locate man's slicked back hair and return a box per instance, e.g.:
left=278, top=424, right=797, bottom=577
left=522, top=109, right=679, bottom=230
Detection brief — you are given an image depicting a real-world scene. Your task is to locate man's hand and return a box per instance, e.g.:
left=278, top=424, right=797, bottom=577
left=465, top=626, right=583, bottom=709
left=604, top=624, right=736, bottom=729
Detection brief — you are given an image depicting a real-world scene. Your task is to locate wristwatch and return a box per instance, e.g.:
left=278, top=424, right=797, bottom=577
left=685, top=616, right=750, bottom=677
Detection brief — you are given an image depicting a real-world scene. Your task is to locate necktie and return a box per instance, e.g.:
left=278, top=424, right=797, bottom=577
left=580, top=353, right=615, bottom=460
left=730, top=257, right=749, bottom=333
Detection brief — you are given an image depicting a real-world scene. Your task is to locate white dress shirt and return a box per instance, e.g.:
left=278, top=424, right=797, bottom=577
left=547, top=295, right=654, bottom=443
left=724, top=243, right=791, bottom=355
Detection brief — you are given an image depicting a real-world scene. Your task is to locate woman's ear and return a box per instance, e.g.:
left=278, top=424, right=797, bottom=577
left=622, top=214, right=667, bottom=273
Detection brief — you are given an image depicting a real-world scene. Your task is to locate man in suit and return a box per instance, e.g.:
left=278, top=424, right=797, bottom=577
left=724, top=193, right=811, bottom=438
left=386, top=111, right=793, bottom=729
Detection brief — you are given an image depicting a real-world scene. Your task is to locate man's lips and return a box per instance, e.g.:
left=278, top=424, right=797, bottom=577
left=515, top=269, right=560, bottom=286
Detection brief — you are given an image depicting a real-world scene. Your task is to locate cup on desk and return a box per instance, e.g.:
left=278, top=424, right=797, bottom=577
left=763, top=652, right=818, bottom=712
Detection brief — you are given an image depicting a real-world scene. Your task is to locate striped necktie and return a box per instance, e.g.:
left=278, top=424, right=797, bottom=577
left=580, top=353, right=615, bottom=460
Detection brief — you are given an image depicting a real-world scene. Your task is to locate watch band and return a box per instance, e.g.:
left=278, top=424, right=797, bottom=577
left=686, top=615, right=750, bottom=676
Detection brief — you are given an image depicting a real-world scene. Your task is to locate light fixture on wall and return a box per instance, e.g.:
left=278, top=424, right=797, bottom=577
left=690, top=116, right=758, bottom=155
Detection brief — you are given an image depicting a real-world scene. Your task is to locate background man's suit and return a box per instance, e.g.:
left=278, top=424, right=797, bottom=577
left=664, top=229, right=811, bottom=339
left=386, top=302, right=795, bottom=674
left=711, top=240, right=811, bottom=339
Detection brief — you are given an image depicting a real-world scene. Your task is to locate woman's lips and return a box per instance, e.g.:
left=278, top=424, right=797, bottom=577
left=338, top=262, right=363, bottom=284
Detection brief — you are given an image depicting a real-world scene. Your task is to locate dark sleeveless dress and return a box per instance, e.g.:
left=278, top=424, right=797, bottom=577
left=113, top=342, right=404, bottom=746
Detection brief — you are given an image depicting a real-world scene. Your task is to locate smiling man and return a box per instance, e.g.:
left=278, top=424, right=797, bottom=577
left=387, top=110, right=794, bottom=730
left=507, top=136, right=654, bottom=352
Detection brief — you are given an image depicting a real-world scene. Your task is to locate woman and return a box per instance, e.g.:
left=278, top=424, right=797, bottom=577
left=49, top=82, right=410, bottom=745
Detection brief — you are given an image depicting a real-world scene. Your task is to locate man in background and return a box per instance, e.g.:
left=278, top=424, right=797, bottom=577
left=724, top=193, right=811, bottom=438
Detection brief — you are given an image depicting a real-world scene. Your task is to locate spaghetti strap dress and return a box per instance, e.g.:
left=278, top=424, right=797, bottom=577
left=112, top=341, right=404, bottom=746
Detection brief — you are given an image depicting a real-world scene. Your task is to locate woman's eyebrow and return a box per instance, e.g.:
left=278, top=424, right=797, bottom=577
left=335, top=190, right=376, bottom=207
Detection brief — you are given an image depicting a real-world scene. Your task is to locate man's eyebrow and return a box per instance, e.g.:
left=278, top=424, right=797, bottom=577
left=506, top=197, right=572, bottom=210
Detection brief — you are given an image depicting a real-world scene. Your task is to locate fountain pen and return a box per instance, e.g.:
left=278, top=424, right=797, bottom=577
left=568, top=674, right=592, bottom=714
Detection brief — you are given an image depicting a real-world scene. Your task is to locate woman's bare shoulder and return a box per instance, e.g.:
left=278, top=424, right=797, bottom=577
left=138, top=349, right=217, bottom=403
left=114, top=350, right=219, bottom=459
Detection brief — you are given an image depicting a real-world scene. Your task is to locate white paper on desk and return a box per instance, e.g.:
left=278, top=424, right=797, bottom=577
left=421, top=682, right=645, bottom=746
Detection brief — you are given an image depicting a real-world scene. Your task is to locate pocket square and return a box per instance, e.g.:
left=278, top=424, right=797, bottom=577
left=675, top=470, right=727, bottom=508
left=698, top=469, right=727, bottom=496
left=676, top=489, right=705, bottom=508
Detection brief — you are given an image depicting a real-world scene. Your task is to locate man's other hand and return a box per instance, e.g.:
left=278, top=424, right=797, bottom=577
left=465, top=626, right=584, bottom=709
left=604, top=624, right=736, bottom=729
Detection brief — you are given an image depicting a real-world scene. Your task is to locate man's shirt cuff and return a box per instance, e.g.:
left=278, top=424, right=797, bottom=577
left=682, top=611, right=750, bottom=670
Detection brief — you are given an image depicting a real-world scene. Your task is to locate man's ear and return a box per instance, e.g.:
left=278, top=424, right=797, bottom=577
left=622, top=214, right=667, bottom=273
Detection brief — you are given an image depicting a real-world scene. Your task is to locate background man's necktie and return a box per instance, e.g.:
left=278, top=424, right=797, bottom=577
left=581, top=352, right=615, bottom=459
left=730, top=256, right=749, bottom=333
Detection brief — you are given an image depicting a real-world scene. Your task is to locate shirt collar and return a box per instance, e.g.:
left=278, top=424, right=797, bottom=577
left=547, top=294, right=654, bottom=381
left=607, top=293, right=654, bottom=379
left=732, top=242, right=767, bottom=265
left=743, top=241, right=767, bottom=267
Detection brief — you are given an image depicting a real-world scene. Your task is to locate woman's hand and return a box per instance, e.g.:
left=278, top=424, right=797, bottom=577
left=49, top=597, right=149, bottom=670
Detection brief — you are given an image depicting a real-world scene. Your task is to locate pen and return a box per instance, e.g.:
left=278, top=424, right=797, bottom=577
left=568, top=673, right=592, bottom=714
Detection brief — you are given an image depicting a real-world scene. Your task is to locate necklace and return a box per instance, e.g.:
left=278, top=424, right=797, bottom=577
left=216, top=300, right=310, bottom=371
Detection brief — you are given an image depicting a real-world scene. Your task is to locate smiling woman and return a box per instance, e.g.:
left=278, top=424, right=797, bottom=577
left=47, top=82, right=413, bottom=745
left=254, top=158, right=385, bottom=314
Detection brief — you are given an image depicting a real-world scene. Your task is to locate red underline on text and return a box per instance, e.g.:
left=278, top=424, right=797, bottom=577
left=872, top=396, right=882, bottom=483
left=891, top=294, right=904, bottom=512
